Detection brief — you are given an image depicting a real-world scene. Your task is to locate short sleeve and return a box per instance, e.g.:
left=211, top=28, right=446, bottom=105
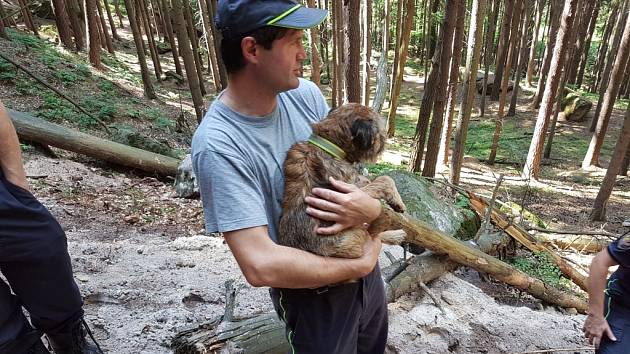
left=297, top=78, right=330, bottom=120
left=192, top=147, right=268, bottom=233
left=607, top=234, right=630, bottom=268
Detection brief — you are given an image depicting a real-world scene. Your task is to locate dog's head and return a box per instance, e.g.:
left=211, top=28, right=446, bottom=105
left=311, top=103, right=386, bottom=163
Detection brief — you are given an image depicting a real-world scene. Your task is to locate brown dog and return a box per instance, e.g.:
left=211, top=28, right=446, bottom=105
left=278, top=103, right=406, bottom=258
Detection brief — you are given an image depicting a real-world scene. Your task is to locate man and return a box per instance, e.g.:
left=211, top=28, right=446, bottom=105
left=0, top=101, right=102, bottom=354
left=583, top=228, right=630, bottom=353
left=191, top=1, right=388, bottom=352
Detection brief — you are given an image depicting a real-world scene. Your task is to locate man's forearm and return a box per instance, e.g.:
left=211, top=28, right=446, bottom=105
left=0, top=102, right=28, bottom=188
left=587, top=253, right=611, bottom=316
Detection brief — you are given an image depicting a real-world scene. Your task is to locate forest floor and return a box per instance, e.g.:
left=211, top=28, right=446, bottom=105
left=1, top=25, right=629, bottom=353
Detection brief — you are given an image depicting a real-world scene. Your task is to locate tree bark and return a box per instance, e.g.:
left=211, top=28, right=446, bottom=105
left=306, top=0, right=321, bottom=86
left=0, top=6, right=5, bottom=39
left=138, top=0, right=162, bottom=80
left=525, top=0, right=544, bottom=87
left=206, top=0, right=227, bottom=90
left=361, top=0, right=372, bottom=105
left=183, top=1, right=206, bottom=96
left=386, top=0, right=415, bottom=137
left=591, top=104, right=630, bottom=221
left=123, top=0, right=156, bottom=98
left=450, top=0, right=486, bottom=186
left=17, top=0, right=38, bottom=36
left=51, top=0, right=74, bottom=49
left=96, top=0, right=115, bottom=54
left=439, top=0, right=466, bottom=165
left=160, top=0, right=182, bottom=76
left=387, top=0, right=404, bottom=110
left=590, top=3, right=621, bottom=93
left=420, top=0, right=460, bottom=177
left=480, top=0, right=500, bottom=117
left=370, top=0, right=390, bottom=113
left=490, top=0, right=515, bottom=101
left=489, top=0, right=524, bottom=164
left=198, top=0, right=219, bottom=91
left=172, top=0, right=205, bottom=122
left=589, top=5, right=628, bottom=133
left=508, top=0, right=534, bottom=117
left=8, top=109, right=179, bottom=176
left=114, top=0, right=124, bottom=28
left=344, top=0, right=360, bottom=102
left=582, top=9, right=630, bottom=169
left=620, top=144, right=630, bottom=176
left=85, top=0, right=102, bottom=68
left=103, top=0, right=120, bottom=40
left=66, top=0, right=86, bottom=51
left=530, top=0, right=562, bottom=109
left=565, top=0, right=594, bottom=85
left=522, top=0, right=580, bottom=180
left=575, top=2, right=600, bottom=88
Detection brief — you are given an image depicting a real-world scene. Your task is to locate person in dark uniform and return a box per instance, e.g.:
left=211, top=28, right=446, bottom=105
left=0, top=101, right=102, bottom=354
left=583, top=229, right=630, bottom=353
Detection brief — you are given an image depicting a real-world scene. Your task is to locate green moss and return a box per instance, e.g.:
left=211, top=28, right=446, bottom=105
left=510, top=252, right=573, bottom=292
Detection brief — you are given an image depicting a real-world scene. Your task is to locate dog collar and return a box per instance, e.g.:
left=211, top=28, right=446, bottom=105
left=308, top=134, right=347, bottom=160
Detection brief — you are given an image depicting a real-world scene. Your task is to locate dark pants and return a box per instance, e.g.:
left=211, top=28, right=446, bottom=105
left=597, top=294, right=630, bottom=354
left=0, top=172, right=83, bottom=353
left=270, top=264, right=388, bottom=354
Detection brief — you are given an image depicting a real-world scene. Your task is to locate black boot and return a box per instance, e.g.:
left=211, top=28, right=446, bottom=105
left=46, top=318, right=103, bottom=354
left=0, top=329, right=50, bottom=354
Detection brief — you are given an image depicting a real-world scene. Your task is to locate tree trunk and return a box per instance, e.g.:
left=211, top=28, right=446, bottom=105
left=206, top=0, right=227, bottom=90
left=17, top=0, right=38, bottom=36
left=160, top=0, right=182, bottom=76
left=387, top=0, right=404, bottom=110
left=589, top=5, right=628, bottom=133
left=123, top=0, right=156, bottom=98
left=582, top=9, right=630, bottom=169
left=0, top=0, right=9, bottom=31
left=51, top=0, right=74, bottom=49
left=590, top=105, right=630, bottom=221
left=8, top=109, right=178, bottom=176
left=480, top=0, right=500, bottom=117
left=66, top=0, right=86, bottom=51
left=171, top=0, right=205, bottom=122
left=361, top=0, right=372, bottom=105
left=530, top=0, right=562, bottom=109
left=370, top=0, right=390, bottom=113
left=183, top=1, right=207, bottom=96
left=439, top=0, right=466, bottom=165
left=0, top=6, right=5, bottom=39
left=508, top=0, right=535, bottom=117
left=619, top=144, right=630, bottom=176
left=525, top=0, right=544, bottom=87
left=386, top=0, right=415, bottom=137
left=420, top=0, right=460, bottom=177
left=590, top=3, right=621, bottom=93
left=138, top=0, right=162, bottom=80
left=343, top=0, right=360, bottom=102
left=198, top=0, right=219, bottom=91
left=103, top=0, right=120, bottom=40
left=565, top=0, right=594, bottom=85
left=114, top=0, right=124, bottom=28
left=450, top=0, right=486, bottom=186
left=523, top=0, right=580, bottom=180
left=575, top=2, right=600, bottom=88
left=85, top=0, right=101, bottom=68
left=306, top=0, right=321, bottom=87
left=96, top=0, right=115, bottom=54
left=490, top=0, right=515, bottom=101
left=488, top=0, right=524, bottom=164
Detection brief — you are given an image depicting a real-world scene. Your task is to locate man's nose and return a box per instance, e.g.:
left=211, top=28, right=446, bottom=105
left=297, top=45, right=307, bottom=60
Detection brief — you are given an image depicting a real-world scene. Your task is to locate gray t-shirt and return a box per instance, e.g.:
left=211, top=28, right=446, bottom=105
left=191, top=79, right=329, bottom=242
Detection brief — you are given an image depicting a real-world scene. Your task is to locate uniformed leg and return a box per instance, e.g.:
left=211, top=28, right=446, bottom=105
left=0, top=278, right=36, bottom=352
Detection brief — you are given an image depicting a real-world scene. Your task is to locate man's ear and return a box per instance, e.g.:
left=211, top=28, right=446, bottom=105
left=241, top=37, right=258, bottom=65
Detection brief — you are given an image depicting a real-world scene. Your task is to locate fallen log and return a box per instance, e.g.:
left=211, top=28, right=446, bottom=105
left=537, top=233, right=609, bottom=254
left=8, top=109, right=179, bottom=176
left=466, top=193, right=589, bottom=292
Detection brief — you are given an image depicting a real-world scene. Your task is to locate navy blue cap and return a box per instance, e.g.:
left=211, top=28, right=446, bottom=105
left=216, top=0, right=328, bottom=39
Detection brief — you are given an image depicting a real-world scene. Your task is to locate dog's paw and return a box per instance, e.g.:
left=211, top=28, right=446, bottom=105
left=388, top=199, right=406, bottom=213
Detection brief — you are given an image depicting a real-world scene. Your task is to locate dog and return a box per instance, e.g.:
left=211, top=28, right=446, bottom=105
left=278, top=103, right=406, bottom=259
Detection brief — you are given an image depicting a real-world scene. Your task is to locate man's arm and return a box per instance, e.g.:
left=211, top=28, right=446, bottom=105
left=0, top=101, right=28, bottom=190
left=583, top=249, right=618, bottom=349
left=224, top=225, right=382, bottom=288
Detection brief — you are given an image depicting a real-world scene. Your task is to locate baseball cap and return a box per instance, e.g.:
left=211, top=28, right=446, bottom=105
left=216, top=0, right=328, bottom=39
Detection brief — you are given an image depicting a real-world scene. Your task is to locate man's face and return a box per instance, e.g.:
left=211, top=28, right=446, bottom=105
left=256, top=29, right=307, bottom=93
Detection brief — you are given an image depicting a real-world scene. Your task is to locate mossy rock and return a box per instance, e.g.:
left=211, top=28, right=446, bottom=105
left=561, top=92, right=592, bottom=122
left=383, top=170, right=481, bottom=240
left=111, top=127, right=177, bottom=158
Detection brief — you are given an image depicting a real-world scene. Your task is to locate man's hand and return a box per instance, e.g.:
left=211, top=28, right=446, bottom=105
left=305, top=177, right=381, bottom=235
left=583, top=313, right=617, bottom=349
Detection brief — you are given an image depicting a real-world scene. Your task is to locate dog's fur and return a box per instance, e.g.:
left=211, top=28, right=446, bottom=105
left=278, top=103, right=406, bottom=258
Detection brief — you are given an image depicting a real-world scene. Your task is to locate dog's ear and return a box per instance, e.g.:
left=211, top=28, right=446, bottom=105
left=351, top=119, right=374, bottom=151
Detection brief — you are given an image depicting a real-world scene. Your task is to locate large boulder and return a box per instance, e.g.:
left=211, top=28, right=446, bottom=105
left=384, top=170, right=480, bottom=240
left=561, top=92, right=592, bottom=122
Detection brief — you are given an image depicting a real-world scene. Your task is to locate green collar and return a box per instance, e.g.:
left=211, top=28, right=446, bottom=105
left=308, top=134, right=347, bottom=161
